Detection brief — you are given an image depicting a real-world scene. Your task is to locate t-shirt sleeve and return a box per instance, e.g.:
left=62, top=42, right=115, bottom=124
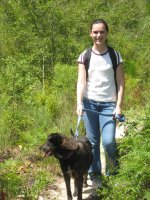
left=77, top=50, right=87, bottom=64
left=116, top=51, right=123, bottom=65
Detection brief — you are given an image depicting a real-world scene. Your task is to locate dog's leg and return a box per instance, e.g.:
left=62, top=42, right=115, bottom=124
left=77, top=175, right=83, bottom=200
left=60, top=163, right=72, bottom=200
left=73, top=177, right=78, bottom=197
left=63, top=172, right=72, bottom=200
left=83, top=173, right=88, bottom=188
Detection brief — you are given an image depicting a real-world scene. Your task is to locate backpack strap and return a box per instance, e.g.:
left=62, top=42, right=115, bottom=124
left=83, top=47, right=92, bottom=80
left=107, top=46, right=119, bottom=92
left=107, top=46, right=117, bottom=70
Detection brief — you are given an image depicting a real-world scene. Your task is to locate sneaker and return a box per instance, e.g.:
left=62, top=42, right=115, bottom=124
left=91, top=177, right=102, bottom=189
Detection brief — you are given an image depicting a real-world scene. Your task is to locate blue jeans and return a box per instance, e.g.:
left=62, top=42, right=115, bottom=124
left=82, top=98, right=117, bottom=176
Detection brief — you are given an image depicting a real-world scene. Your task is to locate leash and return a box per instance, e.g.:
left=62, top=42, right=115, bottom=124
left=74, top=109, right=125, bottom=139
left=74, top=115, right=82, bottom=139
left=75, top=108, right=150, bottom=139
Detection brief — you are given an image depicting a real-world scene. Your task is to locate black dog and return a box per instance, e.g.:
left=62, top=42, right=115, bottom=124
left=40, top=133, right=93, bottom=200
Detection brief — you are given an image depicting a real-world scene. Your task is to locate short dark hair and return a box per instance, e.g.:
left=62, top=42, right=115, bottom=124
left=90, top=19, right=109, bottom=32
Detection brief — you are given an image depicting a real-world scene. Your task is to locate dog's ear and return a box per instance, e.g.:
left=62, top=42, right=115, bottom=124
left=61, top=138, right=78, bottom=150
left=47, top=133, right=63, bottom=147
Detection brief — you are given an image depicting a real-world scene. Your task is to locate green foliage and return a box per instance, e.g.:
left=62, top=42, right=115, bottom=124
left=0, top=159, right=23, bottom=198
left=46, top=63, right=77, bottom=134
left=97, top=108, right=150, bottom=199
left=0, top=0, right=150, bottom=198
left=1, top=0, right=149, bottom=110
left=0, top=153, right=55, bottom=199
left=0, top=171, right=23, bottom=198
left=29, top=171, right=51, bottom=198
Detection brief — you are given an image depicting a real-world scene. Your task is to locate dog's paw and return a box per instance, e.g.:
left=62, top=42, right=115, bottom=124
left=83, top=183, right=88, bottom=188
left=67, top=197, right=73, bottom=200
left=73, top=190, right=78, bottom=197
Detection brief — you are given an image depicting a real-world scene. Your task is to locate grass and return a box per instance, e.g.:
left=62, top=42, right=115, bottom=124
left=97, top=105, right=150, bottom=200
left=0, top=145, right=60, bottom=199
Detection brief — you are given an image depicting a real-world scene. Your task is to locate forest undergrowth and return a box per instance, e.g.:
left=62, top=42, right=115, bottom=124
left=0, top=0, right=150, bottom=199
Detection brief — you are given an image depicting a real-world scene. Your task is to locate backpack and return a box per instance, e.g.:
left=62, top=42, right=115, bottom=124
left=83, top=46, right=120, bottom=91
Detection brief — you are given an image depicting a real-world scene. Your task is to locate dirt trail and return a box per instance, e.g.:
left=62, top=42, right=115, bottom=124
left=38, top=125, right=124, bottom=200
left=38, top=178, right=99, bottom=200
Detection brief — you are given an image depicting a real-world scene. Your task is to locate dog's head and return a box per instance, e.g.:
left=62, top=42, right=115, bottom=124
left=39, top=133, right=63, bottom=157
left=39, top=133, right=78, bottom=157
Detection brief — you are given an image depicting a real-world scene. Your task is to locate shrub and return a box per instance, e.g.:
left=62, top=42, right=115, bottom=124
left=98, top=106, right=150, bottom=199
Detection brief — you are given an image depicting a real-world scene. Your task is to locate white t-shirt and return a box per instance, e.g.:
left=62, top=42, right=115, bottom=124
left=77, top=49, right=123, bottom=102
